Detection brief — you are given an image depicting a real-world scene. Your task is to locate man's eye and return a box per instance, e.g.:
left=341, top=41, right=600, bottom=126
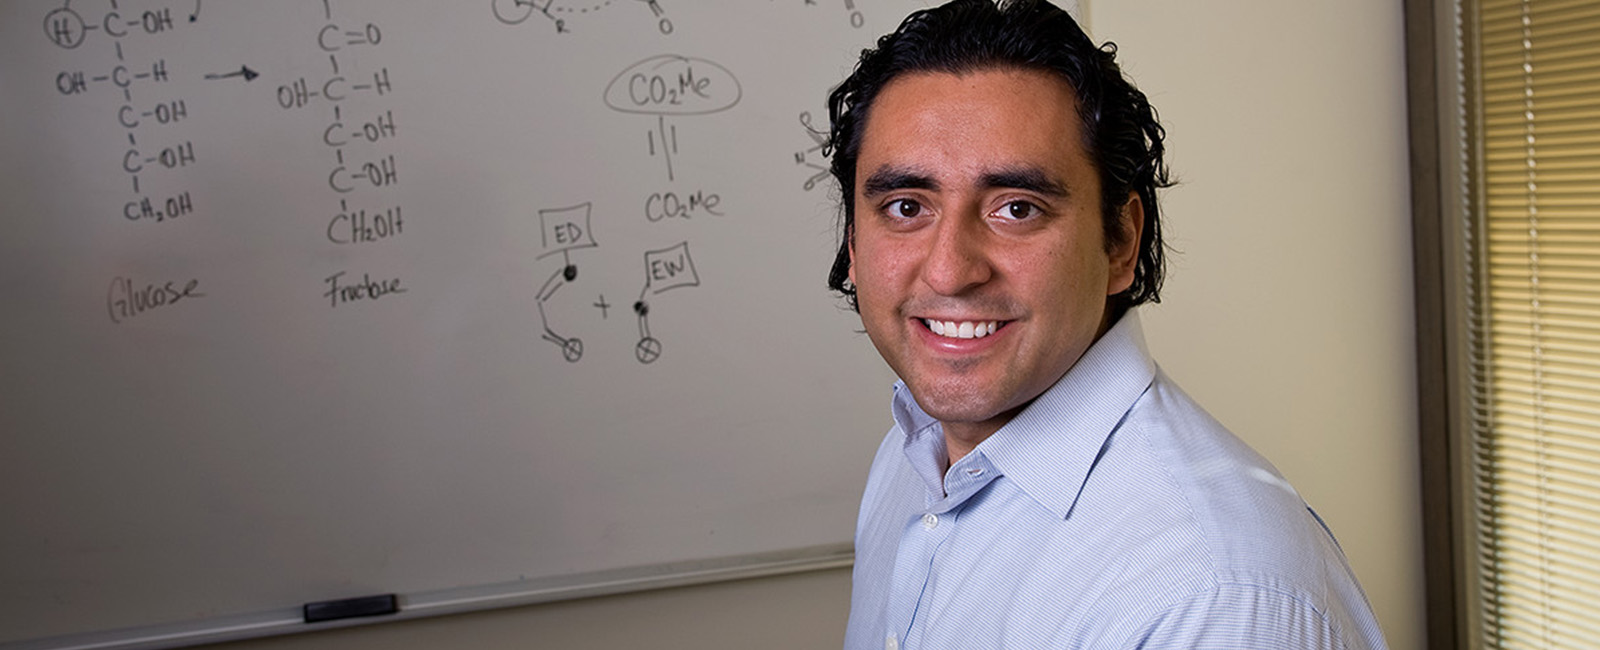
left=888, top=199, right=923, bottom=218
left=997, top=201, right=1039, bottom=220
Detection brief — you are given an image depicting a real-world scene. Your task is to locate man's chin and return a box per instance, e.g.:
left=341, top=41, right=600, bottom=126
left=907, top=384, right=1007, bottom=426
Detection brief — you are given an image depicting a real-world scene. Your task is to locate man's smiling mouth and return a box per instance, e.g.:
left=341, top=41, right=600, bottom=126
left=922, top=319, right=1004, bottom=339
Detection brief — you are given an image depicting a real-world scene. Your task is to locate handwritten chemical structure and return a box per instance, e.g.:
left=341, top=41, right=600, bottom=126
left=534, top=203, right=600, bottom=362
left=632, top=241, right=700, bottom=364
left=272, top=0, right=410, bottom=309
left=528, top=203, right=702, bottom=365
left=793, top=111, right=831, bottom=192
left=20, top=0, right=868, bottom=365
left=43, top=2, right=190, bottom=51
left=44, top=0, right=201, bottom=223
left=492, top=0, right=673, bottom=36
left=603, top=54, right=741, bottom=184
left=45, top=1, right=411, bottom=310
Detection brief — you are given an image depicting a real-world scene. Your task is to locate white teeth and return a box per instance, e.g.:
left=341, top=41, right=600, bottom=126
left=924, top=319, right=1001, bottom=339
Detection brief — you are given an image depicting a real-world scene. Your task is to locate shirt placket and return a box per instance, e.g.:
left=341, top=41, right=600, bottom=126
left=884, top=452, right=998, bottom=650
left=882, top=505, right=957, bottom=650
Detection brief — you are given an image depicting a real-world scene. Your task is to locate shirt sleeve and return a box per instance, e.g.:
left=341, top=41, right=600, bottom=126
left=1123, top=581, right=1351, bottom=650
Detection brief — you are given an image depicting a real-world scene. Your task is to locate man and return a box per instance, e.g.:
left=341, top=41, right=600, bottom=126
left=825, top=1, right=1389, bottom=648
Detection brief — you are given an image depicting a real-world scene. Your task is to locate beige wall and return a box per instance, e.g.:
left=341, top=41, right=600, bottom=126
left=202, top=1, right=1425, bottom=649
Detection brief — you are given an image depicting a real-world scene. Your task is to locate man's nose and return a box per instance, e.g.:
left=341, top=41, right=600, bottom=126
left=920, top=213, right=993, bottom=295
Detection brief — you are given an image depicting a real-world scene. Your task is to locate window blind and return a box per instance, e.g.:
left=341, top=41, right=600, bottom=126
left=1469, top=0, right=1600, bottom=647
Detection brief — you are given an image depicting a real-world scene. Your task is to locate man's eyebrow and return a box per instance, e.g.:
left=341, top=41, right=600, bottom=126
left=980, top=167, right=1070, bottom=198
left=861, top=166, right=939, bottom=198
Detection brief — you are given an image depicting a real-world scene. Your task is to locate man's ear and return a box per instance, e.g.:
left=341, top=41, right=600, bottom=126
left=1107, top=192, right=1143, bottom=295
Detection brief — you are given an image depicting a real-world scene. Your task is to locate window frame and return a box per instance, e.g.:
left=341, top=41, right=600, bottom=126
left=1408, top=0, right=1484, bottom=648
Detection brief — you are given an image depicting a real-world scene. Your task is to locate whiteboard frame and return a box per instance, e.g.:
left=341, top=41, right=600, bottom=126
left=1, top=544, right=852, bottom=650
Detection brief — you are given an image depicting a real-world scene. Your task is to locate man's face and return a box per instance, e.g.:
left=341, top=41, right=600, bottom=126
left=848, top=68, right=1140, bottom=441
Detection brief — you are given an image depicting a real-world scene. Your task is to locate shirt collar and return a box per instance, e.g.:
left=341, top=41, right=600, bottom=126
left=888, top=310, right=1158, bottom=519
left=890, top=381, right=948, bottom=499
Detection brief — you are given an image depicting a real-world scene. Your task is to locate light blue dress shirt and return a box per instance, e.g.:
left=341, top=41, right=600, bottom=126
left=844, top=311, right=1388, bottom=650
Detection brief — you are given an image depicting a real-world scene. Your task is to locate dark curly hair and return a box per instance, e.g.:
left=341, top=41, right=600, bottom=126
left=825, top=0, right=1171, bottom=316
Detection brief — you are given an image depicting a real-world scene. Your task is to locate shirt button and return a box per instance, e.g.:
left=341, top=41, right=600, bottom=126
left=965, top=467, right=985, bottom=477
left=922, top=513, right=938, bottom=530
left=886, top=635, right=899, bottom=650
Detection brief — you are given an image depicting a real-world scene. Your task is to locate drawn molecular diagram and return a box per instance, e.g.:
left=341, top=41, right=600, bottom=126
left=491, top=0, right=672, bottom=35
left=793, top=111, right=831, bottom=192
left=42, top=1, right=193, bottom=51
left=603, top=54, right=741, bottom=183
left=274, top=0, right=412, bottom=310
left=43, top=0, right=200, bottom=222
left=534, top=203, right=600, bottom=362
left=530, top=204, right=700, bottom=365
left=632, top=241, right=699, bottom=364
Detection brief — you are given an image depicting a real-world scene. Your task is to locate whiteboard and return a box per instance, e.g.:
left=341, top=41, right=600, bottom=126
left=0, top=1, right=918, bottom=646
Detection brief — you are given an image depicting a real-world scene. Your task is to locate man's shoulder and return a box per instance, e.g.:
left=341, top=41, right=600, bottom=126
left=1115, top=372, right=1304, bottom=516
left=1091, top=372, right=1338, bottom=569
left=1065, top=371, right=1386, bottom=647
left=1118, top=576, right=1386, bottom=650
